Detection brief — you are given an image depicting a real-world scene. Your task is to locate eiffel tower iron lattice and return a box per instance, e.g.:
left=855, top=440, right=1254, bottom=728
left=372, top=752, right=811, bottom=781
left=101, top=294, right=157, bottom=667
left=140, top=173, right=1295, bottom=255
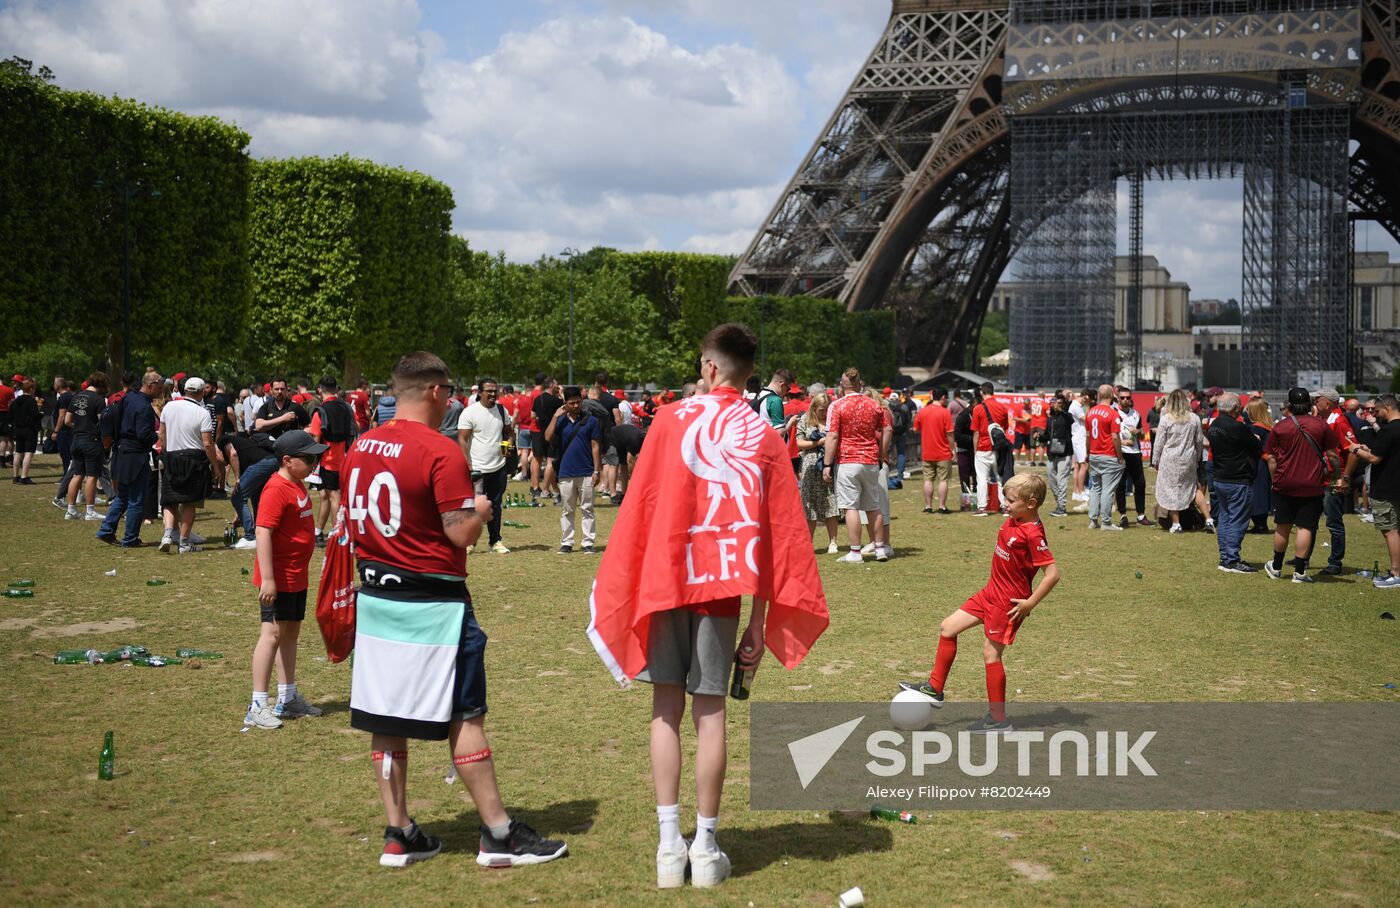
left=729, top=0, right=1400, bottom=386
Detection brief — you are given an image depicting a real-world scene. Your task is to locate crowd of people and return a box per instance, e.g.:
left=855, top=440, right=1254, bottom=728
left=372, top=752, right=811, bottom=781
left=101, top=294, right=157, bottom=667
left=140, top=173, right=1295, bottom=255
left=1, top=348, right=1385, bottom=886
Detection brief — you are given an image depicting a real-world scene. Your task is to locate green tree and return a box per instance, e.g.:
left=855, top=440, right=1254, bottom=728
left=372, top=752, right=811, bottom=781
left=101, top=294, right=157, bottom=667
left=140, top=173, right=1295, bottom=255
left=978, top=310, right=1009, bottom=362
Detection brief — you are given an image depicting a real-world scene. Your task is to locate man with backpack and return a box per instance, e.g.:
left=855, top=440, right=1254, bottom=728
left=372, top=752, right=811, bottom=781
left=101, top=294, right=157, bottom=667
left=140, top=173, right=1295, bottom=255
left=308, top=376, right=358, bottom=547
left=888, top=388, right=914, bottom=489
left=752, top=369, right=793, bottom=436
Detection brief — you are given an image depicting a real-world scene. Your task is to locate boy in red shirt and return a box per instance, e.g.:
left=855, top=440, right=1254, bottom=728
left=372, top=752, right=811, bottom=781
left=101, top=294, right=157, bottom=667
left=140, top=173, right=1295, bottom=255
left=243, top=429, right=326, bottom=730
left=900, top=472, right=1060, bottom=731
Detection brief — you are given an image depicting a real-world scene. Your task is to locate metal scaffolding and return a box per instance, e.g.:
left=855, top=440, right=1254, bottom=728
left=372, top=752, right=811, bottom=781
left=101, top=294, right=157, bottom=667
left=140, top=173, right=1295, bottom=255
left=1008, top=102, right=1349, bottom=388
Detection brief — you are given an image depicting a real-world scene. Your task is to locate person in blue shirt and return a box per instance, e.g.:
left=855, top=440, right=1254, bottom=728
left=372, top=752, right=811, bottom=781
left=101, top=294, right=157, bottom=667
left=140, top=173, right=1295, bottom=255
left=97, top=370, right=162, bottom=547
left=544, top=386, right=601, bottom=554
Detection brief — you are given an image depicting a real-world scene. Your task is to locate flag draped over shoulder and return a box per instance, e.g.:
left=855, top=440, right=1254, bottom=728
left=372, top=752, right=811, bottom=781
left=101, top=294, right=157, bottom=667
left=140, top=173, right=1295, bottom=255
left=586, top=388, right=829, bottom=685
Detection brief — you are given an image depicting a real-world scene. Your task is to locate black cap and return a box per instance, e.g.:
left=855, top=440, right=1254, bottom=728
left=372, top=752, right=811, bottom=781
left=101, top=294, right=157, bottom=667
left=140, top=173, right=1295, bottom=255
left=273, top=429, right=328, bottom=459
left=1287, top=387, right=1311, bottom=407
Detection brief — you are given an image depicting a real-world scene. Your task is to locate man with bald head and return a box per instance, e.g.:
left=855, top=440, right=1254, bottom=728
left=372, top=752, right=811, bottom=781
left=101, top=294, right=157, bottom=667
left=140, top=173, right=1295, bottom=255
left=1084, top=384, right=1125, bottom=530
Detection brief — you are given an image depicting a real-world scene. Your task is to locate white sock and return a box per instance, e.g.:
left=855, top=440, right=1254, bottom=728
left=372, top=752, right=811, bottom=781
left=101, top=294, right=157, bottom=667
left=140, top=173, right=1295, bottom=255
left=251, top=691, right=268, bottom=708
left=656, top=804, right=682, bottom=850
left=277, top=682, right=296, bottom=703
left=693, top=814, right=718, bottom=853
left=487, top=818, right=512, bottom=840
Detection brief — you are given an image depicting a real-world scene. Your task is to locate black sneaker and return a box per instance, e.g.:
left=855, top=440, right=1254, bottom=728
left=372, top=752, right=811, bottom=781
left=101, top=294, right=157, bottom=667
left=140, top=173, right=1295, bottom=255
left=1119, top=515, right=1130, bottom=528
left=476, top=819, right=567, bottom=868
left=1320, top=564, right=1343, bottom=576
left=937, top=508, right=952, bottom=515
left=557, top=546, right=572, bottom=555
left=1218, top=561, right=1257, bottom=574
left=922, top=507, right=934, bottom=514
left=897, top=680, right=944, bottom=707
left=380, top=820, right=442, bottom=868
left=581, top=545, right=596, bottom=554
left=966, top=712, right=1013, bottom=733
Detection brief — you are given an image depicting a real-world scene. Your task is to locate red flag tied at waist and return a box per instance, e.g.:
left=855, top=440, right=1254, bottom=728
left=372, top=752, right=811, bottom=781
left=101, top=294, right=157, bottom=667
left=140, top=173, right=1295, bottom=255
left=587, top=388, right=829, bottom=684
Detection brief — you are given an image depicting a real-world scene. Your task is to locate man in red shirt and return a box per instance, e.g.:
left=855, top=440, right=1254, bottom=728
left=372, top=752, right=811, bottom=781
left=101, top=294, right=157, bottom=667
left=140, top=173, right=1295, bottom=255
left=968, top=382, right=1008, bottom=515
left=824, top=368, right=892, bottom=562
left=346, top=379, right=372, bottom=432
left=1029, top=395, right=1049, bottom=465
left=1084, top=384, right=1125, bottom=530
left=516, top=374, right=544, bottom=495
left=0, top=376, right=14, bottom=468
left=343, top=351, right=566, bottom=869
left=1310, top=387, right=1357, bottom=576
left=914, top=387, right=955, bottom=514
left=307, top=376, right=357, bottom=547
left=1012, top=402, right=1033, bottom=466
left=1264, top=387, right=1341, bottom=582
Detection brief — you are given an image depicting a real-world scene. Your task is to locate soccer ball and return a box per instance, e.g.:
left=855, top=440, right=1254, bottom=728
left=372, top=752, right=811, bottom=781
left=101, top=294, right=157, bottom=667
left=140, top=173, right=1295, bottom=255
left=889, top=689, right=934, bottom=731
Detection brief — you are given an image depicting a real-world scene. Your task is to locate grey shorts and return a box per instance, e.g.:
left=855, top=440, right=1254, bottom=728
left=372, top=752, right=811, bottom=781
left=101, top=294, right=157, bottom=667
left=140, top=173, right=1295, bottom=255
left=835, top=462, right=881, bottom=511
left=637, top=608, right=740, bottom=696
left=603, top=446, right=619, bottom=466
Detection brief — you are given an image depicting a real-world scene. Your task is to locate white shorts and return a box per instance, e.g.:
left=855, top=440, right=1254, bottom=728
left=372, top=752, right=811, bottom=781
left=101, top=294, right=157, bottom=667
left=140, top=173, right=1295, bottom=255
left=858, top=465, right=891, bottom=524
left=1071, top=436, right=1087, bottom=464
left=835, top=463, right=882, bottom=512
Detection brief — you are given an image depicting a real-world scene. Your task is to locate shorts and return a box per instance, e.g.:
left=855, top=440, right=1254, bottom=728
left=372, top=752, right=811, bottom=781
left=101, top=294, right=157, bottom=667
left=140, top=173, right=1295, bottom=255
left=71, top=438, right=105, bottom=477
left=531, top=430, right=550, bottom=459
left=13, top=428, right=38, bottom=454
left=1197, top=462, right=1208, bottom=487
left=1031, top=429, right=1047, bottom=448
left=1014, top=432, right=1031, bottom=450
left=350, top=583, right=488, bottom=740
left=1373, top=498, right=1399, bottom=533
left=603, top=446, right=619, bottom=466
left=0, top=413, right=10, bottom=437
left=835, top=462, right=882, bottom=511
left=1072, top=436, right=1087, bottom=463
left=637, top=606, right=740, bottom=696
left=517, top=428, right=534, bottom=450
left=318, top=468, right=340, bottom=492
left=260, top=588, right=308, bottom=623
left=959, top=591, right=1024, bottom=646
left=1273, top=493, right=1323, bottom=532
left=923, top=460, right=954, bottom=483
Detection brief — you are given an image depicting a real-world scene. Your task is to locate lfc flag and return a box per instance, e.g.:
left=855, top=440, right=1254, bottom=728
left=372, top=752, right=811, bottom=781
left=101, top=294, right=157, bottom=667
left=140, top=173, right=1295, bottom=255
left=587, top=387, right=829, bottom=684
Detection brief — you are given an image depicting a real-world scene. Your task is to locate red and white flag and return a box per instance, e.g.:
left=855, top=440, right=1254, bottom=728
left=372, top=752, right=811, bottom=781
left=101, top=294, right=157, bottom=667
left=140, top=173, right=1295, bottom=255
left=586, top=388, right=829, bottom=684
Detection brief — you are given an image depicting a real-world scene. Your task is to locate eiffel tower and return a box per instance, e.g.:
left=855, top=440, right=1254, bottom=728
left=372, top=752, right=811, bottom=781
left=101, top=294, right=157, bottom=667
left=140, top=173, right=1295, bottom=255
left=728, top=0, right=1400, bottom=387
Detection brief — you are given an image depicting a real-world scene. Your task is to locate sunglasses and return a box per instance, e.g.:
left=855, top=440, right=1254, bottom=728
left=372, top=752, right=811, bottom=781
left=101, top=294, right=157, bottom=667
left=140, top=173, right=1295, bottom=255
left=432, top=383, right=457, bottom=397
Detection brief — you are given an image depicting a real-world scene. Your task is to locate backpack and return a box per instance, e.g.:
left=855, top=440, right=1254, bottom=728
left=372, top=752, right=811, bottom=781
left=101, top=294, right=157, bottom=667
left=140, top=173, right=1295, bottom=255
left=750, top=388, right=778, bottom=415
left=891, top=400, right=912, bottom=436
left=981, top=402, right=1012, bottom=454
left=313, top=399, right=357, bottom=442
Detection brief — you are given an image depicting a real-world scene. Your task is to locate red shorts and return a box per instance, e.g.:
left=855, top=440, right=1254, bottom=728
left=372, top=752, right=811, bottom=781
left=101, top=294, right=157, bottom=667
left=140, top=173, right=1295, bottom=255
left=959, top=592, right=1024, bottom=645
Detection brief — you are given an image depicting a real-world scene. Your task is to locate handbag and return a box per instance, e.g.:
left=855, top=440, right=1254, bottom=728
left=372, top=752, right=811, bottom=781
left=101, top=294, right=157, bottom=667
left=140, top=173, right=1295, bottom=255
left=315, top=505, right=357, bottom=663
left=1049, top=436, right=1067, bottom=457
left=1286, top=414, right=1337, bottom=484
left=981, top=403, right=1012, bottom=454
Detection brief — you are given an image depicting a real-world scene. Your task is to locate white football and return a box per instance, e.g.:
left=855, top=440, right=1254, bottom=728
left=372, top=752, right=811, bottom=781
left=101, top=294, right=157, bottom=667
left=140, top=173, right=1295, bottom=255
left=889, top=689, right=934, bottom=730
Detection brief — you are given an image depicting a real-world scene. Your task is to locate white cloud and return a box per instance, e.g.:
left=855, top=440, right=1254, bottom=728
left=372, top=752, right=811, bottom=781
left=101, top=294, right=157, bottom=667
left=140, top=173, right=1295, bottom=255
left=1, top=1, right=805, bottom=262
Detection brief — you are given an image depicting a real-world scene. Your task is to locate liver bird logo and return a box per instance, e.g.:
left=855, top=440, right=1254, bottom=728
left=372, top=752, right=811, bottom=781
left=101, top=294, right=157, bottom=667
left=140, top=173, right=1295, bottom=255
left=675, top=394, right=766, bottom=534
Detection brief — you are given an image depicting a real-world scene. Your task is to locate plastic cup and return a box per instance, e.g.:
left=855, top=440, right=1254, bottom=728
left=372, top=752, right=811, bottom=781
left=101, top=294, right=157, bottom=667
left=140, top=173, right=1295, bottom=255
left=839, top=887, right=864, bottom=907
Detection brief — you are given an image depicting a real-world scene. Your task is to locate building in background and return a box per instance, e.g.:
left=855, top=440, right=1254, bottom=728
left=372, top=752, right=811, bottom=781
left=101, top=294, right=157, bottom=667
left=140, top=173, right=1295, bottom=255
left=1354, top=252, right=1400, bottom=387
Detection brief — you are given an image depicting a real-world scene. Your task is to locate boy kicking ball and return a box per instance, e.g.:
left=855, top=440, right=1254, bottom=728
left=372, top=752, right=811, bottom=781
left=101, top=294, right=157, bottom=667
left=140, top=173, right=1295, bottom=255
left=900, top=472, right=1059, bottom=731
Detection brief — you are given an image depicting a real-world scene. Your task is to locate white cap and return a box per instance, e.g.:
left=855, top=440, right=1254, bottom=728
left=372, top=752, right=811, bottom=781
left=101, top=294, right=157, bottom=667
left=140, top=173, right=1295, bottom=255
left=183, top=377, right=207, bottom=394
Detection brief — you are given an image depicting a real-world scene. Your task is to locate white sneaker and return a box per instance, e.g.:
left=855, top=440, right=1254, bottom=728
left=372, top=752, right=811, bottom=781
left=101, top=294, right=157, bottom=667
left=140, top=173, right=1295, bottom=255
left=84, top=509, right=104, bottom=521
left=158, top=533, right=177, bottom=553
left=1100, top=523, right=1123, bottom=532
left=826, top=541, right=840, bottom=555
left=689, top=843, right=731, bottom=888
left=231, top=536, right=256, bottom=550
left=874, top=545, right=891, bottom=561
left=491, top=541, right=511, bottom=554
left=657, top=840, right=689, bottom=889
left=1169, top=523, right=1183, bottom=534
left=179, top=541, right=202, bottom=554
left=837, top=551, right=864, bottom=564
left=243, top=703, right=282, bottom=729
left=860, top=542, right=876, bottom=555
left=65, top=507, right=81, bottom=520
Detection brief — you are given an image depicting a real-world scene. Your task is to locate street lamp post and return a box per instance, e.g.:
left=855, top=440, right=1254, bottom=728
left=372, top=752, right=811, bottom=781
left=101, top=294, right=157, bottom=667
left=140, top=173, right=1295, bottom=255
left=561, top=247, right=580, bottom=386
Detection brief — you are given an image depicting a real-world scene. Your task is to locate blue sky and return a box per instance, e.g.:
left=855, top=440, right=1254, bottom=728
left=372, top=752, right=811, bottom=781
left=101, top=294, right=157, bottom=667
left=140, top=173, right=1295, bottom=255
left=4, top=0, right=1394, bottom=301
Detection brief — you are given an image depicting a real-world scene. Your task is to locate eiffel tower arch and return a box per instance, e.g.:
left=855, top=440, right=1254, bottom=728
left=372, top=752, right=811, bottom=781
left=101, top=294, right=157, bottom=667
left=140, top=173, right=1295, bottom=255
left=728, top=0, right=1400, bottom=386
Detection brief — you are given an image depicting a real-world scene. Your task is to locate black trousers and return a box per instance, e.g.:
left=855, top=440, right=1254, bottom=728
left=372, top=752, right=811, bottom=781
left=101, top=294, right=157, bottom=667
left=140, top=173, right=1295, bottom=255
left=477, top=466, right=507, bottom=546
left=1116, top=452, right=1146, bottom=515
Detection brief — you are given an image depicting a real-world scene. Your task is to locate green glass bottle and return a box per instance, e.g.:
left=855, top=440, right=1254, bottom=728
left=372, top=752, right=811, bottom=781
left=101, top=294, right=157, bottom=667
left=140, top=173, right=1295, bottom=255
left=145, top=579, right=168, bottom=587
left=130, top=655, right=181, bottom=667
left=175, top=649, right=223, bottom=659
left=2, top=589, right=34, bottom=598
left=870, top=804, right=916, bottom=824
left=9, top=579, right=35, bottom=587
left=99, top=731, right=115, bottom=781
left=729, top=649, right=754, bottom=700
left=54, top=649, right=103, bottom=665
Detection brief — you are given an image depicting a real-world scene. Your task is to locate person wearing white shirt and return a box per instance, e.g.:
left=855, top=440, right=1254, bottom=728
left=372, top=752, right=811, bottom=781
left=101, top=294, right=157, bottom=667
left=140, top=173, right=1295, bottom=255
left=457, top=378, right=513, bottom=554
left=1113, top=387, right=1151, bottom=526
left=1068, top=388, right=1089, bottom=503
left=242, top=387, right=264, bottom=436
left=158, top=377, right=221, bottom=553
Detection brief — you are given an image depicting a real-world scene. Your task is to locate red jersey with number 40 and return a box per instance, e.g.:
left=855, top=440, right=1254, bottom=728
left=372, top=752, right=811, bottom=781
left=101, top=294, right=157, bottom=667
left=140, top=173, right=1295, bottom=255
left=1086, top=404, right=1121, bottom=457
left=980, top=517, right=1055, bottom=607
left=342, top=419, right=476, bottom=578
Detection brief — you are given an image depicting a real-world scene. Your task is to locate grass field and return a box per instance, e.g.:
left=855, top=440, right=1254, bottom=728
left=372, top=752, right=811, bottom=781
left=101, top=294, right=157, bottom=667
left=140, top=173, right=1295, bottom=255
left=2, top=453, right=1397, bottom=906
